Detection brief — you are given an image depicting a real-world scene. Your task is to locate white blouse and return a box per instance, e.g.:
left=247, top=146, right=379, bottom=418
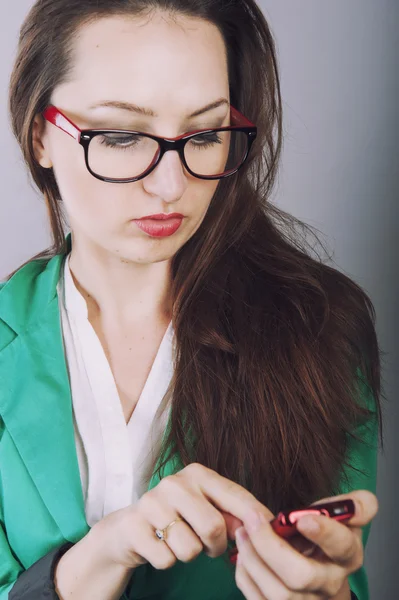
left=57, top=255, right=175, bottom=527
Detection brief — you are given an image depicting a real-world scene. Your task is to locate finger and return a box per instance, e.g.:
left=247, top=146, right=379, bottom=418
left=123, top=510, right=177, bottom=570
left=289, top=534, right=318, bottom=557
left=219, top=510, right=244, bottom=541
left=302, top=543, right=318, bottom=557
left=137, top=491, right=206, bottom=562
left=146, top=479, right=228, bottom=557
left=296, top=513, right=363, bottom=567
left=239, top=511, right=344, bottom=594
left=235, top=527, right=320, bottom=599
left=235, top=549, right=267, bottom=600
left=310, top=490, right=379, bottom=528
left=181, top=463, right=275, bottom=522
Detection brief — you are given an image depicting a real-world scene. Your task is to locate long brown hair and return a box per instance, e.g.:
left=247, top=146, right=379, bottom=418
left=8, top=0, right=383, bottom=514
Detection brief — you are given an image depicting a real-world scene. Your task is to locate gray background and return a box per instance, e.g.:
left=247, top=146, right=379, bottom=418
left=1, top=1, right=397, bottom=597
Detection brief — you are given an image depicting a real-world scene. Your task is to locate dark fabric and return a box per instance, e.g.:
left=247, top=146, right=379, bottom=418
left=6, top=538, right=361, bottom=600
left=9, top=542, right=75, bottom=599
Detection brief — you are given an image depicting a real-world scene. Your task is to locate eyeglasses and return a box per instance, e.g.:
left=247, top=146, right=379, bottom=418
left=42, top=105, right=257, bottom=184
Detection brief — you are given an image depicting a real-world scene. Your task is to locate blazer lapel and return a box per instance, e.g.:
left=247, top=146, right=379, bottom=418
left=0, top=246, right=89, bottom=541
left=0, top=238, right=182, bottom=543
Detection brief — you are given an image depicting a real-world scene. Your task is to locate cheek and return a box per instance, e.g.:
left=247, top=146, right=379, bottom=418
left=192, top=179, right=220, bottom=216
left=50, top=139, right=124, bottom=229
left=174, top=182, right=218, bottom=247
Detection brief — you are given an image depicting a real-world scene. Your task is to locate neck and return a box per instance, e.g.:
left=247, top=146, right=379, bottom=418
left=67, top=235, right=174, bottom=328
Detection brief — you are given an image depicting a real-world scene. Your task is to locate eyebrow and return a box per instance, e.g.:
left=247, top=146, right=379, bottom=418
left=88, top=98, right=230, bottom=119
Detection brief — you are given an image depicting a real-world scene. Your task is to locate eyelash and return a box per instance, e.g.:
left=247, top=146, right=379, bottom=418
left=98, top=132, right=224, bottom=150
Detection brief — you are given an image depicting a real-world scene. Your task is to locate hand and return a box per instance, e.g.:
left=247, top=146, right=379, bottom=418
left=233, top=489, right=378, bottom=599
left=94, top=462, right=271, bottom=570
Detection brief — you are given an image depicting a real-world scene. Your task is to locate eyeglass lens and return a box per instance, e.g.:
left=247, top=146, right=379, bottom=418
left=88, top=130, right=249, bottom=180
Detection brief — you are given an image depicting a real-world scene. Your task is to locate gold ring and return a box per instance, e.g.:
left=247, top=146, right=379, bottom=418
left=155, top=517, right=184, bottom=542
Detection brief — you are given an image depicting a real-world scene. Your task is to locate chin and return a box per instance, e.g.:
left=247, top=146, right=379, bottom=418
left=116, top=242, right=182, bottom=265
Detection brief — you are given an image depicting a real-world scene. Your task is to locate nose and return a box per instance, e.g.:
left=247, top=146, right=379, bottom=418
left=142, top=149, right=189, bottom=202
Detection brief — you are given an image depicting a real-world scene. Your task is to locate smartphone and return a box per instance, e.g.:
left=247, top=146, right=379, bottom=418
left=228, top=498, right=355, bottom=564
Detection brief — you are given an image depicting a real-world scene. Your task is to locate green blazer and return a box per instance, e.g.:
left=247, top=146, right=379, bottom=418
left=0, top=239, right=379, bottom=600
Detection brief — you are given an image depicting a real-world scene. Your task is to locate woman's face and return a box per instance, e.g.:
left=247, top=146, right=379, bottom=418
left=33, top=12, right=230, bottom=263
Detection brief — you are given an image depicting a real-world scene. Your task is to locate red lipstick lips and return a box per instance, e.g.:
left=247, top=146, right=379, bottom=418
left=137, top=213, right=184, bottom=220
left=133, top=213, right=184, bottom=237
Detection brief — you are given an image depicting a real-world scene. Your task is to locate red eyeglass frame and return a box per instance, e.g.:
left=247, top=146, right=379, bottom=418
left=42, top=105, right=257, bottom=183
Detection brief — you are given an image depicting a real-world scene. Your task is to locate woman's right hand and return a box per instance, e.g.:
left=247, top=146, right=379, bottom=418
left=93, top=462, right=269, bottom=571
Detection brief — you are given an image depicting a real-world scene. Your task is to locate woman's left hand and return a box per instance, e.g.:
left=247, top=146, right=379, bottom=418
left=233, top=489, right=378, bottom=599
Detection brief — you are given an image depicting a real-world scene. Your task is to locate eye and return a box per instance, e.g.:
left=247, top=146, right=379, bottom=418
left=189, top=132, right=223, bottom=149
left=98, top=133, right=142, bottom=149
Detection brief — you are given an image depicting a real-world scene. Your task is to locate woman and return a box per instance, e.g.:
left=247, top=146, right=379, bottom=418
left=0, top=1, right=382, bottom=599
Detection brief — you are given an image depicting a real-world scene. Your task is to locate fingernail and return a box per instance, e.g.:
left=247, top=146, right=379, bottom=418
left=236, top=526, right=249, bottom=544
left=297, top=516, right=320, bottom=534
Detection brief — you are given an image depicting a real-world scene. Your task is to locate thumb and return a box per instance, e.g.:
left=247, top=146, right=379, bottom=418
left=311, top=489, right=379, bottom=527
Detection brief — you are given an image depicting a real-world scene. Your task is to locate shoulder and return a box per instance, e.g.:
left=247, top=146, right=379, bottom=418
left=1, top=255, right=52, bottom=288
left=0, top=253, right=64, bottom=340
left=0, top=255, right=51, bottom=305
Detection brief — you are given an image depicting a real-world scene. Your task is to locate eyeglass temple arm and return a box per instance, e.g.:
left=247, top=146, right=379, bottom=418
left=42, top=106, right=82, bottom=142
left=42, top=104, right=255, bottom=141
left=230, top=106, right=255, bottom=128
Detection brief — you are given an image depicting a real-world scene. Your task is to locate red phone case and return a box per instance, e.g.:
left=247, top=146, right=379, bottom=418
left=229, top=499, right=355, bottom=564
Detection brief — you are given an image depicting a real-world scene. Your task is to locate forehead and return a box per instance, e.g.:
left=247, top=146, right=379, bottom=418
left=55, top=13, right=229, bottom=116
